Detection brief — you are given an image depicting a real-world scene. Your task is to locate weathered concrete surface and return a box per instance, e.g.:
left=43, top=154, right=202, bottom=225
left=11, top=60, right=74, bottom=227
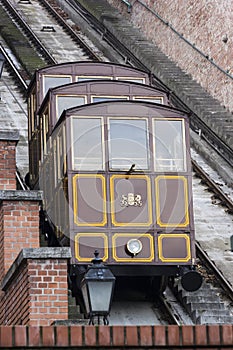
left=0, top=190, right=43, bottom=201
left=0, top=130, right=19, bottom=141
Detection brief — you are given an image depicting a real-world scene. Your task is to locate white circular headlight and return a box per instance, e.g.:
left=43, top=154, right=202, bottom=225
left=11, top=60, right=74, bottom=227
left=126, top=239, right=142, bottom=256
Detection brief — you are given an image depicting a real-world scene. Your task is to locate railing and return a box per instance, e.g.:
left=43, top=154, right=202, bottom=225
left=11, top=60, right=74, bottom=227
left=120, top=0, right=132, bottom=12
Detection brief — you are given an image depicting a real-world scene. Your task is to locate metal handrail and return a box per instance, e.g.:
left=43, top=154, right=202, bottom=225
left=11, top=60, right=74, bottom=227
left=120, top=0, right=233, bottom=80
left=120, top=0, right=132, bottom=12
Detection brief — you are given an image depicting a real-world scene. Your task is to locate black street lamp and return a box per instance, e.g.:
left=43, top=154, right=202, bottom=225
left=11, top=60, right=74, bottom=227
left=0, top=52, right=5, bottom=79
left=81, top=250, right=115, bottom=325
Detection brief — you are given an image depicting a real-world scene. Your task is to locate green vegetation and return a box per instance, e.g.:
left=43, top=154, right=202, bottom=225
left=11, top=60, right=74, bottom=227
left=0, top=6, right=46, bottom=77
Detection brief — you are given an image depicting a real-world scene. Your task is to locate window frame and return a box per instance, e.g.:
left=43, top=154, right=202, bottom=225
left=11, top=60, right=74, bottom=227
left=55, top=94, right=87, bottom=121
left=91, top=95, right=129, bottom=103
left=133, top=96, right=164, bottom=104
left=152, top=118, right=187, bottom=172
left=71, top=116, right=105, bottom=171
left=42, top=74, right=72, bottom=98
left=108, top=117, right=150, bottom=171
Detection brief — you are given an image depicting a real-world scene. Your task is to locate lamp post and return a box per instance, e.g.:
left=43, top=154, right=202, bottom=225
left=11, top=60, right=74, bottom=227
left=81, top=250, right=115, bottom=325
left=0, top=52, right=5, bottom=79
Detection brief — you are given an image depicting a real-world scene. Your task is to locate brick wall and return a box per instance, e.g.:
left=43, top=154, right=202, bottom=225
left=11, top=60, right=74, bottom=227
left=28, top=258, right=69, bottom=326
left=107, top=0, right=233, bottom=112
left=0, top=193, right=42, bottom=281
left=0, top=260, right=29, bottom=325
left=0, top=139, right=17, bottom=190
left=0, top=132, right=42, bottom=280
left=0, top=248, right=71, bottom=326
left=0, top=324, right=232, bottom=348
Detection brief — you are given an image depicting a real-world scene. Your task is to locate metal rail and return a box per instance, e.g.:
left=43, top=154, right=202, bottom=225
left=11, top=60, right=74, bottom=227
left=0, top=0, right=56, bottom=66
left=192, top=159, right=233, bottom=213
left=0, top=43, right=28, bottom=92
left=193, top=160, right=233, bottom=301
left=67, top=0, right=151, bottom=68
left=40, top=0, right=101, bottom=61
left=196, top=241, right=233, bottom=302
left=159, top=294, right=181, bottom=325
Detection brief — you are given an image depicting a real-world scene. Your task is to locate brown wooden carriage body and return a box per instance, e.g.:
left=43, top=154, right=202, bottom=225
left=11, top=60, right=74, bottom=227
left=30, top=80, right=168, bottom=188
left=27, top=62, right=153, bottom=188
left=40, top=100, right=195, bottom=277
left=27, top=61, right=151, bottom=115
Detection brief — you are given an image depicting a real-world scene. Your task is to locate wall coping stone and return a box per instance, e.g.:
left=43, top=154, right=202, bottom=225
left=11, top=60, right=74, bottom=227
left=1, top=248, right=71, bottom=291
left=0, top=324, right=232, bottom=348
left=0, top=190, right=43, bottom=201
left=0, top=130, right=19, bottom=142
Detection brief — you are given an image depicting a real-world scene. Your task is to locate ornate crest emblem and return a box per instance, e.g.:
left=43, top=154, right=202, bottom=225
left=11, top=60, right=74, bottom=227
left=120, top=193, right=142, bottom=207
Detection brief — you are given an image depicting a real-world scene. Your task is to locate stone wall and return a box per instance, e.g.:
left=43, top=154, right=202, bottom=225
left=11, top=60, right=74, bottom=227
left=107, top=0, right=233, bottom=112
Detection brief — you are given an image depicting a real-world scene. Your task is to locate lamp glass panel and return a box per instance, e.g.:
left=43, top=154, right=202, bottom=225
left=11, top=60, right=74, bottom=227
left=88, top=281, right=113, bottom=312
left=81, top=283, right=90, bottom=313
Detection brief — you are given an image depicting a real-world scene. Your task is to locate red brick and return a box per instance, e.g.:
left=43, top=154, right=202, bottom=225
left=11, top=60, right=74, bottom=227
left=42, top=326, right=55, bottom=346
left=112, top=325, right=124, bottom=346
left=208, top=325, right=220, bottom=345
left=84, top=325, right=96, bottom=346
left=154, top=325, right=166, bottom=346
left=125, top=326, right=138, bottom=346
left=167, top=325, right=180, bottom=345
left=221, top=324, right=233, bottom=345
left=0, top=326, right=13, bottom=347
left=195, top=325, right=207, bottom=346
left=98, top=325, right=111, bottom=346
left=182, top=325, right=194, bottom=345
left=28, top=326, right=40, bottom=346
left=14, top=326, right=27, bottom=346
left=70, top=325, right=82, bottom=346
left=56, top=326, right=69, bottom=346
left=139, top=325, right=152, bottom=346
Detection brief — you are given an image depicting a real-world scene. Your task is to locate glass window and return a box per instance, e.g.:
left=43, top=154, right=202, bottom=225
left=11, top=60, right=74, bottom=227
left=43, top=75, right=71, bottom=97
left=76, top=76, right=112, bottom=82
left=42, top=108, right=49, bottom=155
left=134, top=97, right=163, bottom=104
left=56, top=96, right=86, bottom=120
left=72, top=118, right=104, bottom=170
left=92, top=96, right=128, bottom=103
left=116, top=77, right=145, bottom=84
left=109, top=119, right=149, bottom=170
left=153, top=119, right=186, bottom=172
left=28, top=94, right=35, bottom=139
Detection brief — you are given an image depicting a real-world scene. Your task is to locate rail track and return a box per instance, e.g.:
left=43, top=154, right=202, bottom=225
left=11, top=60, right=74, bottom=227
left=0, top=0, right=54, bottom=76
left=0, top=44, right=28, bottom=92
left=0, top=0, right=233, bottom=324
left=109, top=289, right=191, bottom=326
left=40, top=0, right=101, bottom=61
